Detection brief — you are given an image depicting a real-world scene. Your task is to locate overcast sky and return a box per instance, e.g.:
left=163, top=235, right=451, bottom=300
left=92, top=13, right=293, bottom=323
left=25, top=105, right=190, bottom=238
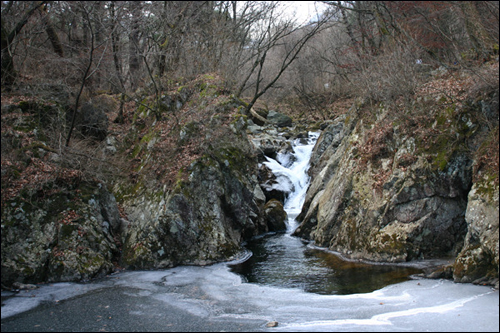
left=283, top=1, right=328, bottom=24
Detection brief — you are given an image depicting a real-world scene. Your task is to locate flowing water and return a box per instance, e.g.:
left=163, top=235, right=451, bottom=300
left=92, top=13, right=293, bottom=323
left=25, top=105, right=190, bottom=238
left=230, top=131, right=422, bottom=295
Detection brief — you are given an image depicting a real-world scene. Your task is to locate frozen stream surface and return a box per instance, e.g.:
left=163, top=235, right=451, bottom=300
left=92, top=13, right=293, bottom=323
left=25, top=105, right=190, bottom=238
left=1, top=265, right=499, bottom=332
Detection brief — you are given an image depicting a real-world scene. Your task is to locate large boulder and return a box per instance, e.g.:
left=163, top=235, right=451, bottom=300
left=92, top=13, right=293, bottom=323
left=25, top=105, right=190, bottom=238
left=72, top=102, right=109, bottom=140
left=267, top=110, right=293, bottom=128
left=258, top=163, right=289, bottom=203
left=264, top=199, right=288, bottom=232
left=454, top=183, right=499, bottom=287
left=1, top=180, right=121, bottom=286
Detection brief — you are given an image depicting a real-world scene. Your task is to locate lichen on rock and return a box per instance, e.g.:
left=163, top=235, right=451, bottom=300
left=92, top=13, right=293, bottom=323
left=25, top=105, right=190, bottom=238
left=293, top=92, right=498, bottom=286
left=1, top=180, right=121, bottom=286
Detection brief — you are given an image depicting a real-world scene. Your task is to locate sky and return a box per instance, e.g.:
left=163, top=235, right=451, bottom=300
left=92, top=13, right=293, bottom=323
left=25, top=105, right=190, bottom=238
left=282, top=1, right=328, bottom=24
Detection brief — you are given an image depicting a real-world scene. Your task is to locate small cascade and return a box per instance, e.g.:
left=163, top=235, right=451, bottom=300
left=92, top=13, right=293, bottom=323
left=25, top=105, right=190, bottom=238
left=230, top=130, right=422, bottom=295
left=262, top=132, right=320, bottom=232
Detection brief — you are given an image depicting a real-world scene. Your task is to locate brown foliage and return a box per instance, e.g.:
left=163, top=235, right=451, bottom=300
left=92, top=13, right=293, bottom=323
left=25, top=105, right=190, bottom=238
left=358, top=121, right=394, bottom=166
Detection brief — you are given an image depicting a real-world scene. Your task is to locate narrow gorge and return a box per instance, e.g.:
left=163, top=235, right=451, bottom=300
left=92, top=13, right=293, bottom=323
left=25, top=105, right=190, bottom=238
left=1, top=74, right=498, bottom=290
left=2, top=2, right=498, bottom=330
left=2, top=85, right=498, bottom=331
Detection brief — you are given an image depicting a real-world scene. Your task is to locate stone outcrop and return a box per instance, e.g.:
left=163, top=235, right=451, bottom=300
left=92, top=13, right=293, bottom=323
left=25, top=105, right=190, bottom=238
left=294, top=97, right=498, bottom=286
left=117, top=139, right=269, bottom=268
left=454, top=183, right=499, bottom=287
left=113, top=80, right=275, bottom=269
left=1, top=180, right=121, bottom=286
left=0, top=76, right=281, bottom=286
left=1, top=74, right=497, bottom=289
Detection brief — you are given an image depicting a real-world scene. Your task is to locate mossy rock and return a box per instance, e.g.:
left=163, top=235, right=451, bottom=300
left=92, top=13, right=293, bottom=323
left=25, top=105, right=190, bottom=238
left=1, top=180, right=120, bottom=286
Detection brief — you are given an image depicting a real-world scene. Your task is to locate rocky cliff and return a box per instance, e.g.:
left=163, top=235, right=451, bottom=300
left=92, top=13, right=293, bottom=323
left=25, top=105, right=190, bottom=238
left=1, top=69, right=498, bottom=289
left=1, top=75, right=283, bottom=286
left=115, top=115, right=269, bottom=268
left=293, top=75, right=499, bottom=287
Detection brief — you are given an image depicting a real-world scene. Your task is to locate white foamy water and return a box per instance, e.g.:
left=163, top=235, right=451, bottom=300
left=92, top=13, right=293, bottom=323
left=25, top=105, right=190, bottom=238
left=263, top=132, right=319, bottom=231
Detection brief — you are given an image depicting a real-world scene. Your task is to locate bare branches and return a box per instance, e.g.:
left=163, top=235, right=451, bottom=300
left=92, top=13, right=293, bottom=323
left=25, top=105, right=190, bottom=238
left=66, top=3, right=96, bottom=147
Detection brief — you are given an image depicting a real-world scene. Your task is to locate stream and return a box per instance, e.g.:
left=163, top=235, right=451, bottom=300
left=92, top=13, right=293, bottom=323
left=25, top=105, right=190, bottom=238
left=1, top=131, right=498, bottom=332
left=230, top=131, right=422, bottom=295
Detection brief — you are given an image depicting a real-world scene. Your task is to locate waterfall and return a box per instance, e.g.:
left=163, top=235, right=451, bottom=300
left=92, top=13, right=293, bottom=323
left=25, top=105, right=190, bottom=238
left=262, top=132, right=320, bottom=232
left=232, top=130, right=423, bottom=295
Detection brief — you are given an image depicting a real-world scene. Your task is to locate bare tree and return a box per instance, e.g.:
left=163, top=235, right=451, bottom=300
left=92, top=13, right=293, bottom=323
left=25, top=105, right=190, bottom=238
left=66, top=3, right=97, bottom=147
left=1, top=1, right=46, bottom=87
left=127, top=1, right=142, bottom=92
left=236, top=5, right=332, bottom=114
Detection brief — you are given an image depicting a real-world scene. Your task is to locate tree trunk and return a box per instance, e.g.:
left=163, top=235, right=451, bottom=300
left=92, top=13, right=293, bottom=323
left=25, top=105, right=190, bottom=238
left=128, top=1, right=141, bottom=91
left=1, top=22, right=16, bottom=87
left=39, top=3, right=64, bottom=57
left=1, top=1, right=46, bottom=87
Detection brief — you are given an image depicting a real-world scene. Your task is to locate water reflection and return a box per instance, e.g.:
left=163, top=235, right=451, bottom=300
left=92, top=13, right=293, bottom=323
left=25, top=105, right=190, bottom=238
left=229, top=233, right=422, bottom=295
left=235, top=130, right=422, bottom=295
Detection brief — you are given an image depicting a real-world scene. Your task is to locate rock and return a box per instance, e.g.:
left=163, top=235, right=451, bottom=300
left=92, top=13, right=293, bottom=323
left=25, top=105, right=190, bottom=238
left=1, top=181, right=120, bottom=287
left=118, top=118, right=268, bottom=269
left=292, top=94, right=499, bottom=285
left=258, top=164, right=288, bottom=203
left=250, top=132, right=291, bottom=162
left=266, top=321, right=279, bottom=327
left=12, top=282, right=39, bottom=290
left=267, top=110, right=292, bottom=127
left=453, top=184, right=499, bottom=285
left=73, top=102, right=109, bottom=140
left=104, top=136, right=118, bottom=155
left=264, top=199, right=288, bottom=232
left=247, top=121, right=264, bottom=134
left=294, top=102, right=473, bottom=265
left=159, top=93, right=185, bottom=112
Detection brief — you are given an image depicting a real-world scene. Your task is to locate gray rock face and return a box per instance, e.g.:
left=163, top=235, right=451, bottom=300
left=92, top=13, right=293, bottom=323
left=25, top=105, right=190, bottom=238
left=267, top=110, right=293, bottom=128
left=293, top=100, right=498, bottom=286
left=1, top=182, right=120, bottom=286
left=454, top=184, right=499, bottom=287
left=119, top=134, right=268, bottom=269
left=296, top=147, right=470, bottom=264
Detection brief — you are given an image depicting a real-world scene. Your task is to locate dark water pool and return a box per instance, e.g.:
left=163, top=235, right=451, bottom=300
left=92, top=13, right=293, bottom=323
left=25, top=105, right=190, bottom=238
left=229, top=232, right=422, bottom=295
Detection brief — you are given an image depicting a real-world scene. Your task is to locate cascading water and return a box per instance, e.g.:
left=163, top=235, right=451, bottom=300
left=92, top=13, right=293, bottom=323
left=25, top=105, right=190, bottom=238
left=262, top=132, right=320, bottom=232
left=230, top=131, right=422, bottom=295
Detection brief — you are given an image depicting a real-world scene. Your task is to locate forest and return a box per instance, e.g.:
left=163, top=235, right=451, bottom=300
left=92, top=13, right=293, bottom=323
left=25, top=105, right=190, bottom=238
left=2, top=0, right=498, bottom=163
left=1, top=1, right=499, bottom=289
left=2, top=0, right=498, bottom=192
left=2, top=1, right=498, bottom=108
